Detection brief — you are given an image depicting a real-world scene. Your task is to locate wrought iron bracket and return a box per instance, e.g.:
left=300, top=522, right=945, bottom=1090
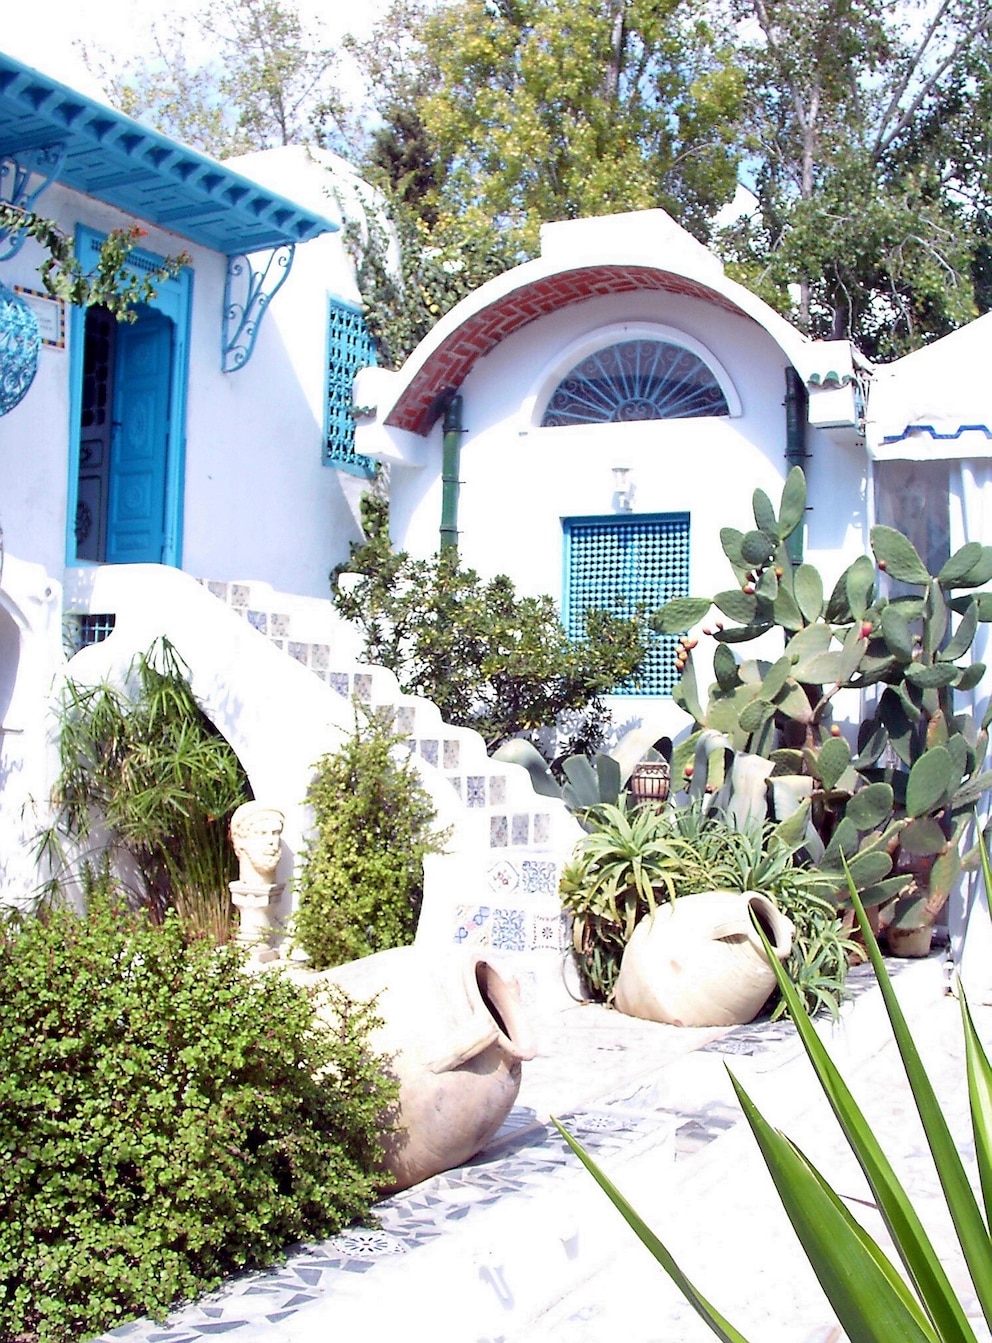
left=0, top=144, right=67, bottom=262
left=222, top=243, right=295, bottom=372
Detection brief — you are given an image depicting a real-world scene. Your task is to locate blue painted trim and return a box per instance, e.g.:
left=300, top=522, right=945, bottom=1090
left=324, top=295, right=377, bottom=477
left=883, top=424, right=992, bottom=443
left=65, top=226, right=193, bottom=569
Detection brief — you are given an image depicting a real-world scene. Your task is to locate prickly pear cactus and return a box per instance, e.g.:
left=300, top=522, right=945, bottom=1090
left=653, top=467, right=992, bottom=931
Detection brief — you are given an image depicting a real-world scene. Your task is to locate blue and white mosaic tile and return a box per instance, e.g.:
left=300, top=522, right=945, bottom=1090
left=489, top=774, right=506, bottom=805
left=419, top=739, right=439, bottom=767
left=487, top=859, right=520, bottom=894
left=511, top=814, right=530, bottom=846
left=522, top=859, right=558, bottom=895
left=443, top=738, right=460, bottom=769
left=288, top=641, right=308, bottom=664
left=490, top=815, right=508, bottom=847
left=353, top=674, right=373, bottom=703
left=270, top=614, right=290, bottom=637
left=247, top=610, right=268, bottom=634
left=466, top=776, right=487, bottom=807
left=328, top=672, right=350, bottom=698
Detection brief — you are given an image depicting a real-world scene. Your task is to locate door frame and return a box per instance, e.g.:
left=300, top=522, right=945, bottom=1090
left=66, top=226, right=193, bottom=569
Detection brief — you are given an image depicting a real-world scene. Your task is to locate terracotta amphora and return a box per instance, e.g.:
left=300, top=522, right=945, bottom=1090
left=304, top=947, right=536, bottom=1193
left=614, top=890, right=794, bottom=1028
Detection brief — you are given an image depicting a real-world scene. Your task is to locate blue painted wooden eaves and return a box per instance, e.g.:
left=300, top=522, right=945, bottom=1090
left=0, top=52, right=337, bottom=255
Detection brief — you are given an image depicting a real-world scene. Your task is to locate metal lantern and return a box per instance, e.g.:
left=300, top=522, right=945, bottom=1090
left=0, top=280, right=40, bottom=416
left=629, top=759, right=671, bottom=810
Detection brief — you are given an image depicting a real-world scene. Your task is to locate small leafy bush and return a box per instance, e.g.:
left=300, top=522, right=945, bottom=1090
left=332, top=494, right=646, bottom=753
left=0, top=897, right=394, bottom=1343
left=293, top=708, right=448, bottom=968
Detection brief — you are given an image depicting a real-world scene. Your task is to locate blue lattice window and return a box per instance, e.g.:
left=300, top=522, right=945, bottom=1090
left=563, top=514, right=690, bottom=696
left=542, top=339, right=729, bottom=427
left=325, top=299, right=377, bottom=475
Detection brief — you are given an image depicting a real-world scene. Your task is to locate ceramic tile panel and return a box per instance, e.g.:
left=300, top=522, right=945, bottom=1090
left=230, top=584, right=249, bottom=609
left=448, top=776, right=462, bottom=798
left=207, top=581, right=228, bottom=601
left=271, top=639, right=284, bottom=651
left=311, top=644, right=329, bottom=670
left=246, top=610, right=267, bottom=634
left=491, top=907, right=526, bottom=951
left=529, top=912, right=569, bottom=952
left=395, top=706, right=416, bottom=734
left=419, top=739, right=439, bottom=767
left=466, top=776, right=487, bottom=807
left=443, top=739, right=460, bottom=769
left=490, top=815, right=508, bottom=847
left=453, top=904, right=492, bottom=946
left=288, top=641, right=308, bottom=664
left=533, top=813, right=551, bottom=845
left=270, top=614, right=290, bottom=637
left=522, top=860, right=558, bottom=895
left=353, top=674, right=373, bottom=703
left=486, top=859, right=520, bottom=894
left=329, top=672, right=350, bottom=698
left=489, top=774, right=506, bottom=805
left=511, top=814, right=530, bottom=846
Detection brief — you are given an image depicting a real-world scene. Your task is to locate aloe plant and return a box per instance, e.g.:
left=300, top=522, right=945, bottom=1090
left=556, top=845, right=992, bottom=1342
left=653, top=467, right=992, bottom=935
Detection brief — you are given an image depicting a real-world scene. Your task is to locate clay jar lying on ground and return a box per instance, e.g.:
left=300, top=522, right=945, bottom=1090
left=299, top=947, right=536, bottom=1193
left=614, top=890, right=795, bottom=1028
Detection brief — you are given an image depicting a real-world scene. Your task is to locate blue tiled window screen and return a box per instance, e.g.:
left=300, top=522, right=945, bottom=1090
left=563, top=513, right=690, bottom=696
left=325, top=300, right=377, bottom=474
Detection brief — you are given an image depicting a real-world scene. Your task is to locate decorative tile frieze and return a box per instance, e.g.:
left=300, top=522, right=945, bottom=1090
left=230, top=584, right=249, bottom=609
left=489, top=774, right=506, bottom=805
left=486, top=859, right=520, bottom=894
left=353, top=674, right=373, bottom=702
left=329, top=672, right=350, bottom=698
left=395, top=706, right=416, bottom=735
left=311, top=644, right=329, bottom=670
left=533, top=813, right=551, bottom=845
left=511, top=814, right=530, bottom=846
left=207, top=581, right=228, bottom=601
left=490, top=815, right=508, bottom=847
left=270, top=614, right=290, bottom=637
left=466, top=776, right=486, bottom=807
left=443, top=739, right=460, bottom=769
left=246, top=610, right=267, bottom=634
left=288, top=642, right=308, bottom=664
left=419, top=739, right=439, bottom=767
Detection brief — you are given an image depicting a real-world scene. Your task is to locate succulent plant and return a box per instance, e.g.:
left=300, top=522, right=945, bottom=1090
left=652, top=467, right=992, bottom=933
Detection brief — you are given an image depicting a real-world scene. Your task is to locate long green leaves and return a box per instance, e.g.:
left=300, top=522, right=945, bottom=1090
left=556, top=849, right=992, bottom=1342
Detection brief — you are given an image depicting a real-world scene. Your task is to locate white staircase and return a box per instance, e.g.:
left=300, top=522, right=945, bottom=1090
left=66, top=567, right=582, bottom=1009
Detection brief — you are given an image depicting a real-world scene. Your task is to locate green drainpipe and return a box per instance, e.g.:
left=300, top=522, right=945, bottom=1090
left=784, top=367, right=809, bottom=564
left=440, top=394, right=463, bottom=552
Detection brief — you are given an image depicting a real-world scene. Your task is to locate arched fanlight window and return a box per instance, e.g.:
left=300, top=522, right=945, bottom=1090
left=541, top=338, right=729, bottom=427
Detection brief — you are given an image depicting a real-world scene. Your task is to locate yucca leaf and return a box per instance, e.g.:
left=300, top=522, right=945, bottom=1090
left=960, top=987, right=992, bottom=1231
left=841, top=874, right=992, bottom=1335
left=730, top=1076, right=941, bottom=1343
left=754, top=897, right=980, bottom=1342
left=552, top=1120, right=753, bottom=1343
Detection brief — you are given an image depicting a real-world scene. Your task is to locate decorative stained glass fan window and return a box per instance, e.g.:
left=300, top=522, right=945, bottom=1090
left=541, top=339, right=729, bottom=427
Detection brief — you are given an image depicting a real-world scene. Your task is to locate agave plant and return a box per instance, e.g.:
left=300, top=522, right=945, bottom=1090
left=556, top=843, right=992, bottom=1342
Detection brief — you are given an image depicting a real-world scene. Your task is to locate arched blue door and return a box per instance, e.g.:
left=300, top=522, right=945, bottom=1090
left=105, top=309, right=174, bottom=564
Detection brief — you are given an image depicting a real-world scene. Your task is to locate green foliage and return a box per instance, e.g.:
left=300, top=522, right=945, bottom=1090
left=556, top=855, right=992, bottom=1342
left=559, top=800, right=852, bottom=1013
left=332, top=494, right=646, bottom=753
left=0, top=205, right=188, bottom=320
left=653, top=467, right=992, bottom=934
left=354, top=0, right=743, bottom=257
left=293, top=708, right=447, bottom=969
left=0, top=896, right=393, bottom=1343
left=36, top=638, right=250, bottom=942
left=720, top=0, right=992, bottom=357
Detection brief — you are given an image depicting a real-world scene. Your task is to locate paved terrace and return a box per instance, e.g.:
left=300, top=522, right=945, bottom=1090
left=99, top=953, right=991, bottom=1343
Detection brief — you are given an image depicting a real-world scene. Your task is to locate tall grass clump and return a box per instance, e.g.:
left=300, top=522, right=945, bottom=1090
left=36, top=636, right=250, bottom=941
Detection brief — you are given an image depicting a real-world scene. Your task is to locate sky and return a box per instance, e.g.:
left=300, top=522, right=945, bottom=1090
left=2, top=0, right=384, bottom=107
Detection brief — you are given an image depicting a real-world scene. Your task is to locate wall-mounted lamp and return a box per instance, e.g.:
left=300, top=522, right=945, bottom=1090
left=612, top=465, right=634, bottom=512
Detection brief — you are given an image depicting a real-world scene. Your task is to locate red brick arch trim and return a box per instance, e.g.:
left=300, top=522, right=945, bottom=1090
left=384, top=265, right=748, bottom=436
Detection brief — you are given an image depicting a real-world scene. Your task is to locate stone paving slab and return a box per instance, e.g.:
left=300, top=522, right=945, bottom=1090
left=96, top=955, right=986, bottom=1343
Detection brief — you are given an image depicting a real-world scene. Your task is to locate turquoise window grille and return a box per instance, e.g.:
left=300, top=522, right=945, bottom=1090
left=542, top=339, right=729, bottom=427
left=562, top=513, right=690, bottom=696
left=325, top=299, right=377, bottom=475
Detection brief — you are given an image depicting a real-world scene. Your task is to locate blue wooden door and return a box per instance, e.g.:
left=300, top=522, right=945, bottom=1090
left=105, top=309, right=173, bottom=564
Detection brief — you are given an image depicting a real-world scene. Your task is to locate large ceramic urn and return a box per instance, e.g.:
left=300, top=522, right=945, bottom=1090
left=614, top=891, right=794, bottom=1028
left=306, top=947, right=536, bottom=1193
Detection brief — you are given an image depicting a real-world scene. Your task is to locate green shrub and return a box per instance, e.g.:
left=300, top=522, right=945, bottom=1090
left=293, top=709, right=448, bottom=968
left=0, top=897, right=394, bottom=1343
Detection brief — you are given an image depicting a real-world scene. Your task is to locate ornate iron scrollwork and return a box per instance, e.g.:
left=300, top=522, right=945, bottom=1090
left=0, top=144, right=68, bottom=262
left=222, top=244, right=295, bottom=372
left=0, top=281, right=41, bottom=416
left=542, top=339, right=730, bottom=427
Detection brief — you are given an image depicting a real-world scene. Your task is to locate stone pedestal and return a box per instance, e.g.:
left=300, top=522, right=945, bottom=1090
left=230, top=880, right=283, bottom=962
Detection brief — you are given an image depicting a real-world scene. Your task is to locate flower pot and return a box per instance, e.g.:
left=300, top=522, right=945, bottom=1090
left=300, top=947, right=536, bottom=1192
left=614, top=891, right=795, bottom=1028
left=885, top=924, right=933, bottom=958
